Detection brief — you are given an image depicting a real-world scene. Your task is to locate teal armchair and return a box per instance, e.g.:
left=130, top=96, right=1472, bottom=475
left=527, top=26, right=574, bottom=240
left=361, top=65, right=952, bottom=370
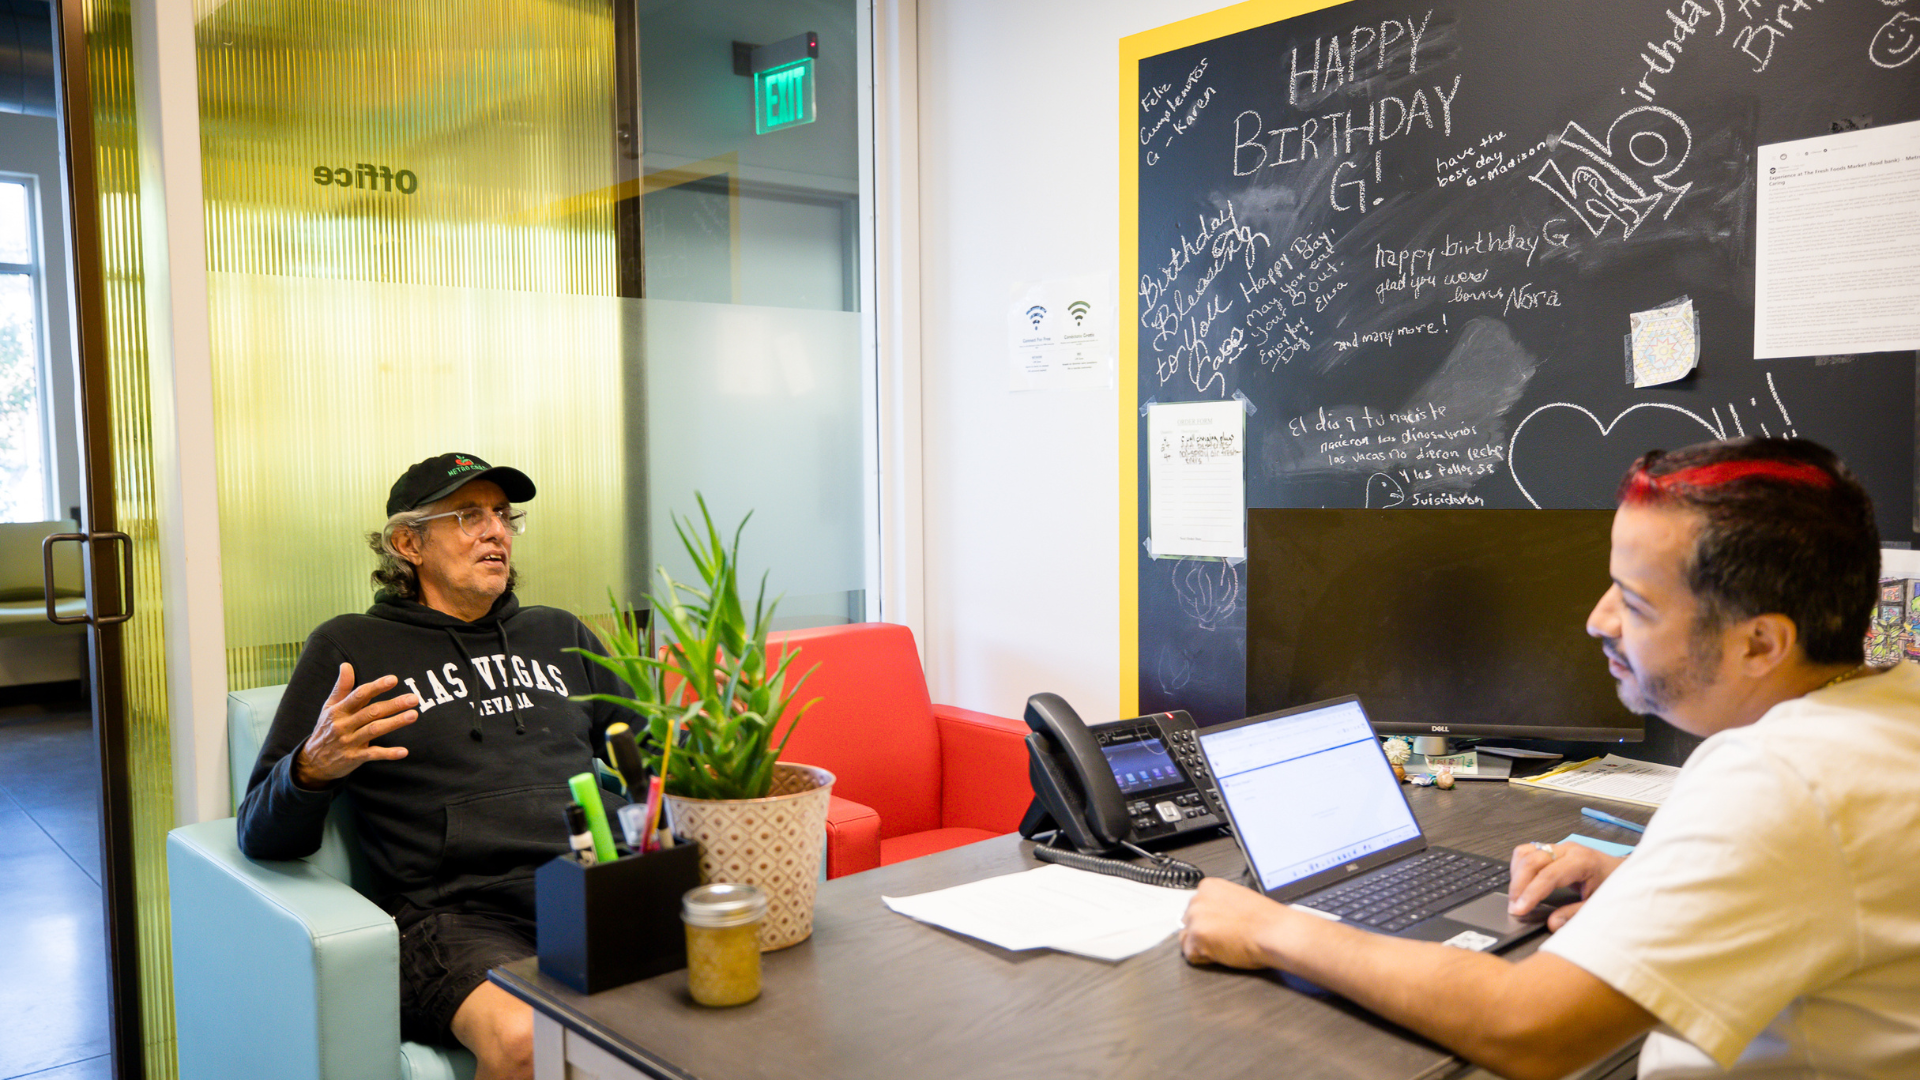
left=167, top=685, right=477, bottom=1080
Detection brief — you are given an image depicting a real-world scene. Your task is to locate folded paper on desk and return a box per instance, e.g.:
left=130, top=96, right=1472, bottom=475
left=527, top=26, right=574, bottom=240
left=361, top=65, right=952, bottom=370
left=882, top=864, right=1192, bottom=962
left=1508, top=754, right=1677, bottom=808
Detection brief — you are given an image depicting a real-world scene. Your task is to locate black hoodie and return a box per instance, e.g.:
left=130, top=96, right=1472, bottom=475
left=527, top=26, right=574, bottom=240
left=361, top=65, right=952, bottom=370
left=236, top=590, right=630, bottom=918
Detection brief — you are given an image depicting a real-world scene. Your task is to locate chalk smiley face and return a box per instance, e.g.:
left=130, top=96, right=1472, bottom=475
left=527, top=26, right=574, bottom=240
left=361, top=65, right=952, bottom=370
left=1870, top=12, right=1920, bottom=69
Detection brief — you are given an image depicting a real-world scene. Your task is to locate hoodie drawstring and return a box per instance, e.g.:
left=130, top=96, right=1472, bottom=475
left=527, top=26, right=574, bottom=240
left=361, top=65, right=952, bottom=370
left=496, top=622, right=524, bottom=735
left=443, top=628, right=487, bottom=741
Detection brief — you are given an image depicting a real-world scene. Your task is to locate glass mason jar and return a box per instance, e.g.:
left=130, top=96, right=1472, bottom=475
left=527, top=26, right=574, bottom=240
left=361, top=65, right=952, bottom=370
left=682, top=883, right=767, bottom=1006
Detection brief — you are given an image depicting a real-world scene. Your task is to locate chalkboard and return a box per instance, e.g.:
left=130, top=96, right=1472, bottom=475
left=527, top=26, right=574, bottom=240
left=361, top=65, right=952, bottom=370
left=1124, top=0, right=1920, bottom=728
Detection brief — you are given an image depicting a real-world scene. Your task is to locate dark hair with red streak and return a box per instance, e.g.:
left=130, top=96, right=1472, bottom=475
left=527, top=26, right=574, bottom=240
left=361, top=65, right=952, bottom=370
left=1618, top=437, right=1878, bottom=665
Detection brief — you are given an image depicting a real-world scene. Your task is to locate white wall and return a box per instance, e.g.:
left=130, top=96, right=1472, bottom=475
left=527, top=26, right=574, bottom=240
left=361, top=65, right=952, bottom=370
left=915, top=0, right=1221, bottom=722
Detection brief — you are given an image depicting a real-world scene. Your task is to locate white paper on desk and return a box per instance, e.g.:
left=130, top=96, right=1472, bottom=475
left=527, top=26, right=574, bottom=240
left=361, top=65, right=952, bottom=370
left=882, top=864, right=1192, bottom=961
left=1755, top=118, right=1920, bottom=359
left=1527, top=754, right=1678, bottom=806
left=1147, top=400, right=1245, bottom=559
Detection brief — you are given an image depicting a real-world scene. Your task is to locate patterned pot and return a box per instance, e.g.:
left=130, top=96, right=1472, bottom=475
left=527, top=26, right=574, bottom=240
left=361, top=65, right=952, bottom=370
left=664, top=762, right=835, bottom=951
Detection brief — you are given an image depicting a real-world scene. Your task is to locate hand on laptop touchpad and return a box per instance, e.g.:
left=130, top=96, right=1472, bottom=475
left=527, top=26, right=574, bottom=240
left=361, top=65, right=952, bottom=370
left=1445, top=889, right=1576, bottom=933
left=1511, top=887, right=1582, bottom=923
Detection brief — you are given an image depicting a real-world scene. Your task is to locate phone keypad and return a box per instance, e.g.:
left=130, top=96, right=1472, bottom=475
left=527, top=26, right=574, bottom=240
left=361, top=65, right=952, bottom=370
left=1107, top=713, right=1222, bottom=840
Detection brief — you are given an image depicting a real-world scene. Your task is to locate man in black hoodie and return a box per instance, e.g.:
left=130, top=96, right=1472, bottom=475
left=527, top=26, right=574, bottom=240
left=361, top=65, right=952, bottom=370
left=237, top=453, right=630, bottom=1080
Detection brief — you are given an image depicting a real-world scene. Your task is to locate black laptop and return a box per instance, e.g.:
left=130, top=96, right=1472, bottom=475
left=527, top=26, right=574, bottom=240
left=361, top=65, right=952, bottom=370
left=1196, top=696, right=1559, bottom=953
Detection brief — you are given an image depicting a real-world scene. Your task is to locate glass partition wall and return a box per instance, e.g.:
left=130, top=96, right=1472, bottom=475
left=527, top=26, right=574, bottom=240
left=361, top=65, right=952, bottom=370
left=195, top=0, right=872, bottom=691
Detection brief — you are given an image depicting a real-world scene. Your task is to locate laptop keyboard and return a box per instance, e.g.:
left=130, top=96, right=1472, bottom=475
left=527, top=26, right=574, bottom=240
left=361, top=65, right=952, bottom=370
left=1299, top=850, right=1509, bottom=932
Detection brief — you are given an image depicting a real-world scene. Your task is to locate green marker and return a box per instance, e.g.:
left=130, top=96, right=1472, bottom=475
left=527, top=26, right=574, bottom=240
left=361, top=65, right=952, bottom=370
left=568, top=772, right=618, bottom=864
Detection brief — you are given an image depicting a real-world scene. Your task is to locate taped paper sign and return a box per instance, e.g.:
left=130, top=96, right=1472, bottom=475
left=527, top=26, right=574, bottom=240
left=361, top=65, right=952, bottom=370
left=1008, top=274, right=1114, bottom=391
left=1147, top=400, right=1246, bottom=559
left=1629, top=298, right=1698, bottom=388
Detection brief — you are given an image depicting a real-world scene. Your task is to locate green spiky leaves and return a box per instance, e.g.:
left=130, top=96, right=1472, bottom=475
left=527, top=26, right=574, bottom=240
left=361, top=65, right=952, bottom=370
left=569, top=495, right=817, bottom=801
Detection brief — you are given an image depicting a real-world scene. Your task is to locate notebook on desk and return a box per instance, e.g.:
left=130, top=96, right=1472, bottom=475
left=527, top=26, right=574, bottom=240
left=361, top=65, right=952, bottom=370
left=1196, top=696, right=1561, bottom=953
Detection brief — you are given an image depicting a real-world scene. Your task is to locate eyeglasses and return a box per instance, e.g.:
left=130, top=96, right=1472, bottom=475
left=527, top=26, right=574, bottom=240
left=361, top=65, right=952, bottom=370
left=417, top=506, right=527, bottom=537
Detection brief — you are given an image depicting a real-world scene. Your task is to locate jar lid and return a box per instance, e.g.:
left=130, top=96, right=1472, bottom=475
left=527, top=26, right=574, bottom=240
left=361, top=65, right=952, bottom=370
left=682, top=882, right=767, bottom=927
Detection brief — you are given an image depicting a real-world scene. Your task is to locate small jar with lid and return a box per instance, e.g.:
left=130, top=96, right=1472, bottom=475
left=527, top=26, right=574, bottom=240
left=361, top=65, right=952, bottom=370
left=681, top=883, right=766, bottom=1007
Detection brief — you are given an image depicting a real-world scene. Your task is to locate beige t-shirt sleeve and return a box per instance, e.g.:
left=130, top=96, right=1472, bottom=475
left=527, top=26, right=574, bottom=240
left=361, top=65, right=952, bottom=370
left=1541, top=735, right=1860, bottom=1068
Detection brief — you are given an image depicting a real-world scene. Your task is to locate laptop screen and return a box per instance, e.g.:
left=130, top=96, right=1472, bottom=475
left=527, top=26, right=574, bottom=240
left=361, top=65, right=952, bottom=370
left=1198, top=698, right=1421, bottom=894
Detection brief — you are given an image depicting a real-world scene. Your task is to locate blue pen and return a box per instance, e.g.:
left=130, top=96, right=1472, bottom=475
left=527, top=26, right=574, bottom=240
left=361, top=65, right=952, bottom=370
left=1581, top=806, right=1646, bottom=834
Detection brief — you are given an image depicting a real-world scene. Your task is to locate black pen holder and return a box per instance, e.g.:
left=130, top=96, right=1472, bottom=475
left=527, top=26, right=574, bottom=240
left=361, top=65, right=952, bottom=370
left=535, top=841, right=702, bottom=994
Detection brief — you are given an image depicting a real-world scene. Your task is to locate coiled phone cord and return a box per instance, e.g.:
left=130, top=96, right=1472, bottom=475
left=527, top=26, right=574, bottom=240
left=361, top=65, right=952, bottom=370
left=1033, top=834, right=1206, bottom=889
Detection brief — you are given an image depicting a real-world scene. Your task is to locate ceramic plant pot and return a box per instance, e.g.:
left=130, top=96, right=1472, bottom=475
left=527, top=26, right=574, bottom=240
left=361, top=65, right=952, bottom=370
left=664, top=762, right=835, bottom=950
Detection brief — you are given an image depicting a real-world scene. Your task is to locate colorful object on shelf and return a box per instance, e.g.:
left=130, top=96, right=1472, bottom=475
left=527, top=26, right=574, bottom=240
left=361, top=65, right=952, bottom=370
left=1866, top=578, right=1919, bottom=666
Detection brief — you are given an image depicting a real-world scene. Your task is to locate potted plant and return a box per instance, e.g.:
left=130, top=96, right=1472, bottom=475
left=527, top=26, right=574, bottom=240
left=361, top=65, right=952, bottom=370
left=573, top=496, right=832, bottom=950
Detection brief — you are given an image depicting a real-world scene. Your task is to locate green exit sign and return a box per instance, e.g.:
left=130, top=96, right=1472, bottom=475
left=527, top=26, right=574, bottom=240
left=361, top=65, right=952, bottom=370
left=754, top=58, right=816, bottom=134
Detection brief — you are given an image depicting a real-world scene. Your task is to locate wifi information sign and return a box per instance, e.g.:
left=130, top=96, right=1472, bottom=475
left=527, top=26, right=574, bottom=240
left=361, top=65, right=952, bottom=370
left=754, top=58, right=816, bottom=134
left=1006, top=273, right=1115, bottom=391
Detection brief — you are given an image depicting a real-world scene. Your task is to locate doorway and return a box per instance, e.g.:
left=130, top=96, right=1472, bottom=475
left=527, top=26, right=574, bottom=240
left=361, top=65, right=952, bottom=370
left=1, top=1, right=149, bottom=1078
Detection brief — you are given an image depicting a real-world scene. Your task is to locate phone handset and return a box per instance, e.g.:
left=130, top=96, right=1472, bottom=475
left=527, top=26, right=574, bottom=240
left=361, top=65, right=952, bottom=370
left=1018, top=693, right=1204, bottom=889
left=1021, top=692, right=1130, bottom=852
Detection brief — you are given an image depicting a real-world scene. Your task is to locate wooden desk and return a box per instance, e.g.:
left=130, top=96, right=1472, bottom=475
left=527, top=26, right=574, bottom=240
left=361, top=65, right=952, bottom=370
left=493, top=781, right=1649, bottom=1080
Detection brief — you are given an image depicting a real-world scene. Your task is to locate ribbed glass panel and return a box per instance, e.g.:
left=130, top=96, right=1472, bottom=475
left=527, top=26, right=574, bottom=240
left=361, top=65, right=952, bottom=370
left=194, top=0, right=622, bottom=693
left=208, top=273, right=626, bottom=659
left=83, top=2, right=178, bottom=1076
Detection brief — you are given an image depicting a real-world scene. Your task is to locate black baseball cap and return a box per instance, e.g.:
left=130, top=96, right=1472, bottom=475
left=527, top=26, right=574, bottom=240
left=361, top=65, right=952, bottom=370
left=387, top=453, right=537, bottom=516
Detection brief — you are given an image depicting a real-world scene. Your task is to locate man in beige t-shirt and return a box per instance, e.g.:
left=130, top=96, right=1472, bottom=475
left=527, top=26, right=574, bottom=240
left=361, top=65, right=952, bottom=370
left=1181, top=437, right=1918, bottom=1080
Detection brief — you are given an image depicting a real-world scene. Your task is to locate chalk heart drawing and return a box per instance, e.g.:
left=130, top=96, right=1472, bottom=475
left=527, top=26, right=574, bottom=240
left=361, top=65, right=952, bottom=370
left=1506, top=401, right=1723, bottom=509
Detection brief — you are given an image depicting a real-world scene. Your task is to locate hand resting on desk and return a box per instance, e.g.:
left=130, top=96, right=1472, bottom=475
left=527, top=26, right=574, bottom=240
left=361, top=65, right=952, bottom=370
left=1507, top=841, right=1626, bottom=932
left=1179, top=873, right=1652, bottom=1080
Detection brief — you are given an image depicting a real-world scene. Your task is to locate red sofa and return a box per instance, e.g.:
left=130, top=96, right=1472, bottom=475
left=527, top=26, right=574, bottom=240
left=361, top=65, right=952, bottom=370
left=765, top=623, right=1032, bottom=878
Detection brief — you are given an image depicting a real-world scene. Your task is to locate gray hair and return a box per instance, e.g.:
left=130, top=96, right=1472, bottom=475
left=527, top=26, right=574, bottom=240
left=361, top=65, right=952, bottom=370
left=367, top=509, right=435, bottom=600
left=367, top=505, right=523, bottom=601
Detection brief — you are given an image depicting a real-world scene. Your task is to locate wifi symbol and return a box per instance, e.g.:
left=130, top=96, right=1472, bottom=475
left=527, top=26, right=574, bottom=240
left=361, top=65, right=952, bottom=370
left=1068, top=300, right=1091, bottom=326
left=1025, top=305, right=1047, bottom=329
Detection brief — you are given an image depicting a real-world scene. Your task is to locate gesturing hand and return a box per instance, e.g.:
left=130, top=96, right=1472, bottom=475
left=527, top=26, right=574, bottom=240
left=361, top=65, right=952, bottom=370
left=1507, top=840, right=1626, bottom=931
left=292, top=663, right=419, bottom=789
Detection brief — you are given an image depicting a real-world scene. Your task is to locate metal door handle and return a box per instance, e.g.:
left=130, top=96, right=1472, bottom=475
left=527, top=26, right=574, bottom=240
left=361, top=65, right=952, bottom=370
left=93, top=531, right=133, bottom=626
left=41, top=532, right=87, bottom=625
left=40, top=530, right=134, bottom=626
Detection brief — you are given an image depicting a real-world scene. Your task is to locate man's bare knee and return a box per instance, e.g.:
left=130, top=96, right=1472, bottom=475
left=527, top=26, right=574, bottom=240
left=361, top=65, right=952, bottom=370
left=451, top=981, right=534, bottom=1080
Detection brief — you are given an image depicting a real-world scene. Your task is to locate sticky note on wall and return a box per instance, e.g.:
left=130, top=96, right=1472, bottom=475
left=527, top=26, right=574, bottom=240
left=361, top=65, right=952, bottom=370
left=1628, top=298, right=1699, bottom=388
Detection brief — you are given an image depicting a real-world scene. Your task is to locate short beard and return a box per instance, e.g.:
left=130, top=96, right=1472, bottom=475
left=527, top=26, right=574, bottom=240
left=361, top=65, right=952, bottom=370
left=1623, top=611, right=1725, bottom=718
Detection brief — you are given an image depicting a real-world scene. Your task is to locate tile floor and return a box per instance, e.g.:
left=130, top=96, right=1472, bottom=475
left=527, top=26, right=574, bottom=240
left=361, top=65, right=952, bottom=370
left=0, top=687, right=113, bottom=1080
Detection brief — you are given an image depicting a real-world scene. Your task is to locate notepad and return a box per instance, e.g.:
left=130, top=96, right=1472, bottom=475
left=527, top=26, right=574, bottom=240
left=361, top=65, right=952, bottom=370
left=1507, top=754, right=1678, bottom=808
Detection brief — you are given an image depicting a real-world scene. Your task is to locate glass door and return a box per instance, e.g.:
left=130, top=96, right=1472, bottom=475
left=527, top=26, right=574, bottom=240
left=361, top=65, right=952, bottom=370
left=198, top=0, right=876, bottom=694
left=18, top=1, right=150, bottom=1077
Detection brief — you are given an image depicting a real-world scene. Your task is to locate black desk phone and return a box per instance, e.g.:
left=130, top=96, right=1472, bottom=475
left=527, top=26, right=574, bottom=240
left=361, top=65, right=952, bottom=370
left=1017, top=694, right=1221, bottom=886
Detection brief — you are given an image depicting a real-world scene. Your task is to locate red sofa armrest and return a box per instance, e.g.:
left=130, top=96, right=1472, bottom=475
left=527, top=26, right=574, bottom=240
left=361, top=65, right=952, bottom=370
left=932, top=704, right=1032, bottom=835
left=825, top=794, right=882, bottom=879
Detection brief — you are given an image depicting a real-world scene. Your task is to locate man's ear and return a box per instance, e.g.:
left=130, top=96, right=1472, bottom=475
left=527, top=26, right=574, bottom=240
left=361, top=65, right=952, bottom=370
left=391, top=525, right=425, bottom=567
left=1736, top=612, right=1798, bottom=677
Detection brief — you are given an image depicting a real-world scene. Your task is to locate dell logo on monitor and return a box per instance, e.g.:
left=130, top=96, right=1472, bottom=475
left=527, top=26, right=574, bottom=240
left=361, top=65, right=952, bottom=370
left=1431, top=725, right=1450, bottom=733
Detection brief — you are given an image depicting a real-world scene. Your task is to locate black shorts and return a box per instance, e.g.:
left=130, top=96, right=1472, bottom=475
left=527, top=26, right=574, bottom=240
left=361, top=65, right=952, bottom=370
left=395, top=904, right=538, bottom=1047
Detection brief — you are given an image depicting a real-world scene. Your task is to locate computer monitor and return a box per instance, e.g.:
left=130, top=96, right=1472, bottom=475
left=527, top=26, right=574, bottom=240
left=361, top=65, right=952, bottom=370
left=1245, top=509, right=1643, bottom=749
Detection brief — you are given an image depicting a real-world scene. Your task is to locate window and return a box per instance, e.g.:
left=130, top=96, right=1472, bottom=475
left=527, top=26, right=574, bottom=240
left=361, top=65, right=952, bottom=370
left=0, top=178, right=47, bottom=523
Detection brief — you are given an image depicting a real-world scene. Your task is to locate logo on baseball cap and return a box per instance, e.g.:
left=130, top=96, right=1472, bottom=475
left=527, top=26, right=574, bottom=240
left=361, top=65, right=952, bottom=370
left=387, top=452, right=537, bottom=516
